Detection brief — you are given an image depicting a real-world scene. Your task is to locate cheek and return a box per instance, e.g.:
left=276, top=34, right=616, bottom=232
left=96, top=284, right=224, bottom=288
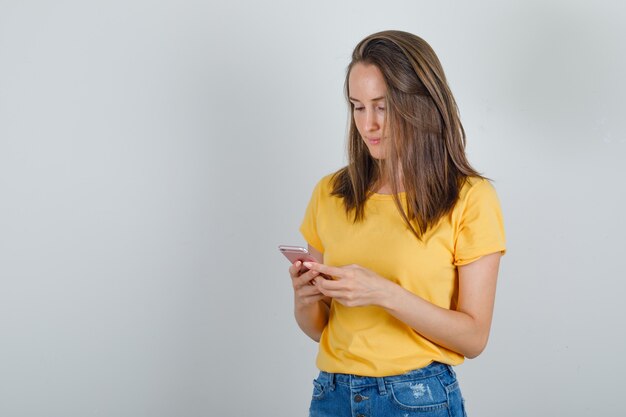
left=353, top=114, right=366, bottom=135
left=377, top=113, right=386, bottom=130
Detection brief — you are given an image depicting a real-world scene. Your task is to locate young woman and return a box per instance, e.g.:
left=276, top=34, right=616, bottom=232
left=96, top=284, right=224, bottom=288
left=289, top=30, right=506, bottom=417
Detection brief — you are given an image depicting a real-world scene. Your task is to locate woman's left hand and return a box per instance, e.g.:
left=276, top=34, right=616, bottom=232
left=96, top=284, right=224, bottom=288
left=302, top=262, right=393, bottom=308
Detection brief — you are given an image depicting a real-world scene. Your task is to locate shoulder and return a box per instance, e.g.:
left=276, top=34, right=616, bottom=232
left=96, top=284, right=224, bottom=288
left=318, top=172, right=336, bottom=190
left=458, top=176, right=499, bottom=204
left=453, top=176, right=506, bottom=263
left=452, top=176, right=503, bottom=222
left=311, top=169, right=344, bottom=196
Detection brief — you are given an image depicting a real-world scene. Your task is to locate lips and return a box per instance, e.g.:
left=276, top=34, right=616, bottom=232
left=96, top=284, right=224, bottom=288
left=366, top=137, right=381, bottom=145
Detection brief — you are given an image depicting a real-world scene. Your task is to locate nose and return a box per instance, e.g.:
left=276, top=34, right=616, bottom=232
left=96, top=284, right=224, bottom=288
left=365, top=109, right=380, bottom=132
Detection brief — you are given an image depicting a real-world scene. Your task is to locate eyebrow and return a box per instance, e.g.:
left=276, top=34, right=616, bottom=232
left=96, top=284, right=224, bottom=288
left=348, top=96, right=386, bottom=102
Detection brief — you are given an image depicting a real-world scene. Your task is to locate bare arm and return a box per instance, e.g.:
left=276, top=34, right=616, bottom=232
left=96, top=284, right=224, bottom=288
left=304, top=252, right=501, bottom=358
left=380, top=253, right=501, bottom=358
left=290, top=245, right=331, bottom=342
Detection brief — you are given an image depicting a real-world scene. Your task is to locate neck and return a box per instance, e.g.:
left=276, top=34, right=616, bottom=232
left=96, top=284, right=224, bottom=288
left=375, top=160, right=404, bottom=194
left=375, top=177, right=405, bottom=194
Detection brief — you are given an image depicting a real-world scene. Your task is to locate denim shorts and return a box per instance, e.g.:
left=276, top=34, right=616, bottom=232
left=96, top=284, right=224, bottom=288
left=308, top=362, right=467, bottom=417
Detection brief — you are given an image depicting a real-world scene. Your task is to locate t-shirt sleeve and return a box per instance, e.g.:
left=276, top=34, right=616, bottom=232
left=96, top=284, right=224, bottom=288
left=299, top=178, right=325, bottom=253
left=454, top=179, right=506, bottom=266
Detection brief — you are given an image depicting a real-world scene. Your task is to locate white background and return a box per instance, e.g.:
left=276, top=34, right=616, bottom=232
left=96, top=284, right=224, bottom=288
left=1, top=1, right=625, bottom=416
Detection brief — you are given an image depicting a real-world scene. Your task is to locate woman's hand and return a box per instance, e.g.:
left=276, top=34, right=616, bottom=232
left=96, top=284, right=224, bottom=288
left=289, top=259, right=331, bottom=342
left=302, top=262, right=393, bottom=308
left=289, top=261, right=326, bottom=308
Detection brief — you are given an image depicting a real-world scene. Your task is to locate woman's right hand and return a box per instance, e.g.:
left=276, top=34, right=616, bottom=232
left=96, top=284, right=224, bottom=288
left=289, top=260, right=331, bottom=342
left=289, top=261, right=327, bottom=308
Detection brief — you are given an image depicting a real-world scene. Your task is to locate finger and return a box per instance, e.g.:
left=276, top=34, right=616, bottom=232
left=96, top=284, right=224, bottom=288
left=315, top=279, right=345, bottom=297
left=288, top=261, right=302, bottom=277
left=293, top=269, right=320, bottom=288
left=315, top=281, right=353, bottom=303
left=301, top=268, right=319, bottom=282
left=316, top=286, right=344, bottom=300
left=296, top=287, right=326, bottom=305
left=289, top=261, right=314, bottom=279
left=302, top=262, right=344, bottom=278
left=311, top=276, right=331, bottom=286
left=297, top=284, right=323, bottom=297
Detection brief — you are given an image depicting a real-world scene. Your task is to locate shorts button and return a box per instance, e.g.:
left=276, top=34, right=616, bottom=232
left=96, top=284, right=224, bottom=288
left=354, top=394, right=363, bottom=403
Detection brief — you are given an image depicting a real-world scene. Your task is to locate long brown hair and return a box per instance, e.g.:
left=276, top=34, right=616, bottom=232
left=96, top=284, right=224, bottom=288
left=331, top=30, right=482, bottom=239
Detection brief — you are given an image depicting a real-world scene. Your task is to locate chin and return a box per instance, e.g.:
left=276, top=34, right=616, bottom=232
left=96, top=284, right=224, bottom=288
left=367, top=149, right=387, bottom=160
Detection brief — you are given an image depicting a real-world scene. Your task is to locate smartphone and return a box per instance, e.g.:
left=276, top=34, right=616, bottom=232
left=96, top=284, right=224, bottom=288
left=278, top=245, right=330, bottom=279
left=278, top=245, right=317, bottom=264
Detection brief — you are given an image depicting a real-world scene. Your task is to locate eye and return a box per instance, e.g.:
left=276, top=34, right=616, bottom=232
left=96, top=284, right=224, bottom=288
left=377, top=106, right=386, bottom=112
left=353, top=106, right=365, bottom=112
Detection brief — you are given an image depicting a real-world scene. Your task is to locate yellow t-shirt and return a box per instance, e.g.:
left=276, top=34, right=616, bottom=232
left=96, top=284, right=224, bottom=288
left=299, top=173, right=506, bottom=377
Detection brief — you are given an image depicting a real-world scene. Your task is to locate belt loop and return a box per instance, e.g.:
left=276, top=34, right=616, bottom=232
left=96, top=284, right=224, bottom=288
left=376, top=377, right=387, bottom=395
left=447, top=364, right=457, bottom=379
left=329, top=372, right=335, bottom=391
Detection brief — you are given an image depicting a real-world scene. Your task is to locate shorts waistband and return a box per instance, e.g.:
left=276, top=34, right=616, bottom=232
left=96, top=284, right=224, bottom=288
left=318, top=361, right=453, bottom=391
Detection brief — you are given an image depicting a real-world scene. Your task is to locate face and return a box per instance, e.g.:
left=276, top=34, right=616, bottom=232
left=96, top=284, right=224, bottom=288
left=348, top=63, right=388, bottom=160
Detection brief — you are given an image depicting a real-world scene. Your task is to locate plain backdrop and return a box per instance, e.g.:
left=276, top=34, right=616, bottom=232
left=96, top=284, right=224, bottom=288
left=1, top=1, right=625, bottom=416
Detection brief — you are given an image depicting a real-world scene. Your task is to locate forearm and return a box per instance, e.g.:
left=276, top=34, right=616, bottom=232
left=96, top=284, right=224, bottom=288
left=380, top=285, right=489, bottom=358
left=306, top=254, right=500, bottom=358
left=294, top=299, right=329, bottom=343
